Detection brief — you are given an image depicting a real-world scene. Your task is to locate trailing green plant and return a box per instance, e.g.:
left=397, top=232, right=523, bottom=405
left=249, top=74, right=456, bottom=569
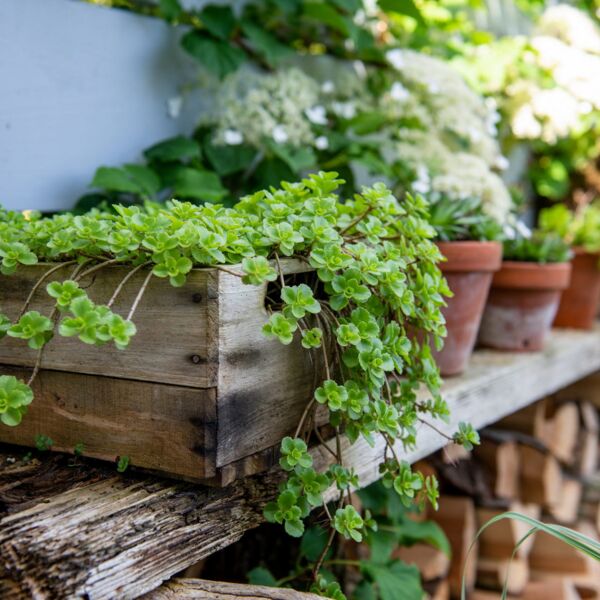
left=0, top=171, right=480, bottom=595
left=248, top=479, right=450, bottom=598
left=427, top=196, right=503, bottom=242
left=502, top=230, right=572, bottom=264
left=539, top=203, right=600, bottom=253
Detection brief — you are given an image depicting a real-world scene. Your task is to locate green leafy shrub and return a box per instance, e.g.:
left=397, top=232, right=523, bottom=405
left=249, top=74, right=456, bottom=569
left=539, top=203, right=600, bottom=252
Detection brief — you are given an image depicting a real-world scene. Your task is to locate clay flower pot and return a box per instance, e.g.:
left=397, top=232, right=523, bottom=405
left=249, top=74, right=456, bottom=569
left=478, top=261, right=572, bottom=351
left=553, top=247, right=600, bottom=330
left=433, top=241, right=502, bottom=376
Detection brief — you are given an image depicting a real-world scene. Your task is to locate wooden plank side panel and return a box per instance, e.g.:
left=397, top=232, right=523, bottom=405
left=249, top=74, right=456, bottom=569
left=215, top=266, right=323, bottom=467
left=0, top=367, right=217, bottom=479
left=0, top=265, right=214, bottom=388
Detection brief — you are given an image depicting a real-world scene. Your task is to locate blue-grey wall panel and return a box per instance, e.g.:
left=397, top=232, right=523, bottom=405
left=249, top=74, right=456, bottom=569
left=0, top=0, right=200, bottom=211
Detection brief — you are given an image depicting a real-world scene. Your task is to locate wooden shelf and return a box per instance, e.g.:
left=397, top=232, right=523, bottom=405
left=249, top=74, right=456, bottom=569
left=2, top=327, right=600, bottom=599
left=317, top=326, right=600, bottom=498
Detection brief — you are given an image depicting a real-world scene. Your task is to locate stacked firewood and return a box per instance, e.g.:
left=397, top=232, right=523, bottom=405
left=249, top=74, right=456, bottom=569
left=400, top=373, right=600, bottom=600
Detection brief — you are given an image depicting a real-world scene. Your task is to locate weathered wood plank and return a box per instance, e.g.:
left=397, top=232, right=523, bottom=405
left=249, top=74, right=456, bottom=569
left=0, top=452, right=284, bottom=600
left=1, top=327, right=600, bottom=599
left=0, top=367, right=217, bottom=480
left=143, top=578, right=322, bottom=599
left=0, top=265, right=214, bottom=388
left=215, top=265, right=323, bottom=467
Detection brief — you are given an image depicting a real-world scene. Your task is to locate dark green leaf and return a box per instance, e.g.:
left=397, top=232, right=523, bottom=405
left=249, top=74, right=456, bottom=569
left=173, top=168, right=227, bottom=202
left=247, top=566, right=278, bottom=587
left=268, top=141, right=317, bottom=172
left=302, top=2, right=351, bottom=35
left=159, top=0, right=182, bottom=21
left=240, top=20, right=293, bottom=66
left=253, top=157, right=294, bottom=189
left=144, top=136, right=202, bottom=162
left=203, top=138, right=256, bottom=176
left=200, top=4, right=236, bottom=40
left=299, top=526, right=329, bottom=562
left=347, top=111, right=388, bottom=135
left=397, top=519, right=451, bottom=556
left=92, top=165, right=160, bottom=197
left=378, top=0, right=424, bottom=25
left=361, top=560, right=423, bottom=600
left=367, top=527, right=398, bottom=564
left=181, top=32, right=246, bottom=78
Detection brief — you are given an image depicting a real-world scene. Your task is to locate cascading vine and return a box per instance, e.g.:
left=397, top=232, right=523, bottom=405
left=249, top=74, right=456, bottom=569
left=0, top=171, right=479, bottom=594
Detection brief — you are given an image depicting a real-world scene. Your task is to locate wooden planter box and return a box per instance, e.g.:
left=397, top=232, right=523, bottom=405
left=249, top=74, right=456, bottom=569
left=0, top=261, right=320, bottom=484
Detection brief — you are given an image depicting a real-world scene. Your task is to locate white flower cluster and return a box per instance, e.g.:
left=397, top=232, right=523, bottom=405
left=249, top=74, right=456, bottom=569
left=536, top=4, right=600, bottom=54
left=385, top=49, right=512, bottom=223
left=211, top=68, right=324, bottom=149
left=506, top=5, right=600, bottom=144
left=394, top=129, right=513, bottom=224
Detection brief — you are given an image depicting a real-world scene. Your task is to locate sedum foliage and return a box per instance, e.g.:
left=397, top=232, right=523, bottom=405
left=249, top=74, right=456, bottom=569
left=0, top=171, right=477, bottom=593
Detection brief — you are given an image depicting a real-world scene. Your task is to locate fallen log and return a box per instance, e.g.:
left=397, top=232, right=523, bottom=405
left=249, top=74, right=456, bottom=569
left=143, top=579, right=322, bottom=599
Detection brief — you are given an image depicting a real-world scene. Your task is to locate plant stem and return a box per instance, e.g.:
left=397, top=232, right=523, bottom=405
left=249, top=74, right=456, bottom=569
left=274, top=252, right=285, bottom=288
left=18, top=260, right=77, bottom=319
left=26, top=261, right=87, bottom=387
left=215, top=265, right=243, bottom=278
left=127, top=269, right=154, bottom=321
left=76, top=258, right=121, bottom=281
left=107, top=262, right=151, bottom=308
left=339, top=206, right=372, bottom=236
left=417, top=417, right=454, bottom=442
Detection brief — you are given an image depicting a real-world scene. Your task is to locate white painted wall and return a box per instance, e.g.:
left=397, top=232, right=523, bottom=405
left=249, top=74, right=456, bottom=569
left=0, top=0, right=202, bottom=211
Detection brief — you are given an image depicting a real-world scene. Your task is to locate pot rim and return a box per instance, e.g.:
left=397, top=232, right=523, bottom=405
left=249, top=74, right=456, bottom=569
left=492, top=260, right=572, bottom=291
left=436, top=240, right=503, bottom=273
left=572, top=245, right=600, bottom=257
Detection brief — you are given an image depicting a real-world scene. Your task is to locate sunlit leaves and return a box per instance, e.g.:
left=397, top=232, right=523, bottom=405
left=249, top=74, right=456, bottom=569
left=241, top=256, right=278, bottom=285
left=0, top=241, right=37, bottom=274
left=0, top=376, right=33, bottom=426
left=8, top=311, right=53, bottom=349
left=262, top=312, right=298, bottom=345
left=280, top=436, right=313, bottom=471
left=47, top=280, right=86, bottom=311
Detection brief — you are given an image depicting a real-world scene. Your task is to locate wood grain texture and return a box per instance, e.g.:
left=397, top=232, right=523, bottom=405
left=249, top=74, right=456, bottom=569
left=0, top=260, right=324, bottom=478
left=2, top=328, right=600, bottom=598
left=0, top=367, right=217, bottom=479
left=215, top=265, right=323, bottom=467
left=0, top=449, right=284, bottom=600
left=143, top=578, right=322, bottom=600
left=0, top=265, right=214, bottom=388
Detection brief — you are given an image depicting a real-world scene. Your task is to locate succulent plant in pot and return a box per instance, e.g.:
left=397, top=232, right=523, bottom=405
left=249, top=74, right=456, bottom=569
left=478, top=230, right=572, bottom=351
left=539, top=203, right=600, bottom=330
left=426, top=196, right=503, bottom=376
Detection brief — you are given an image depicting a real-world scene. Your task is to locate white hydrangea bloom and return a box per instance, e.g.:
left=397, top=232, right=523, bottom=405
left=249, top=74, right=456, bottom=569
left=503, top=6, right=600, bottom=144
left=211, top=68, right=320, bottom=149
left=223, top=129, right=243, bottom=145
left=315, top=136, right=329, bottom=150
left=394, top=129, right=513, bottom=223
left=305, top=105, right=328, bottom=125
left=536, top=4, right=600, bottom=55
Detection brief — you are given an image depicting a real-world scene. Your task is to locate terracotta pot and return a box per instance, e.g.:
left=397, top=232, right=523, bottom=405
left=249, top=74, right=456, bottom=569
left=478, top=261, right=572, bottom=351
left=553, top=247, right=600, bottom=330
left=433, top=241, right=502, bottom=376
